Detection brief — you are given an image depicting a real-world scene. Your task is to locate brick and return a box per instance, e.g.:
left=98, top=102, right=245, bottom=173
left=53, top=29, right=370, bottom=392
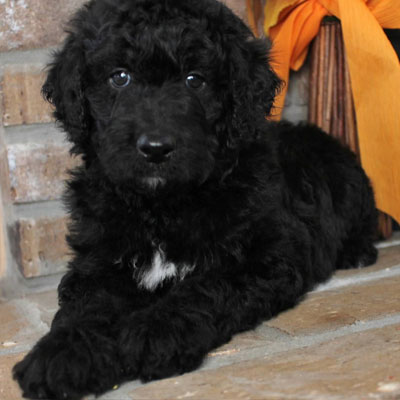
left=223, top=0, right=248, bottom=22
left=129, top=324, right=400, bottom=400
left=0, top=0, right=246, bottom=52
left=2, top=66, right=53, bottom=126
left=0, top=0, right=86, bottom=51
left=16, top=216, right=69, bottom=278
left=7, top=142, right=80, bottom=203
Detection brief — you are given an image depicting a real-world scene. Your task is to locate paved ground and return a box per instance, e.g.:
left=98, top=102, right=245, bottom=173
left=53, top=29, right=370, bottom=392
left=1, top=235, right=400, bottom=400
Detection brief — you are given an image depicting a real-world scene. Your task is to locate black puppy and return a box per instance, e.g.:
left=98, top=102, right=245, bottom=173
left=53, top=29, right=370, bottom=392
left=13, top=0, right=377, bottom=398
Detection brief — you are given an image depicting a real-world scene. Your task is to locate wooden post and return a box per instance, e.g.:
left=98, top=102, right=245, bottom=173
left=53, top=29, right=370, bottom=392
left=309, top=18, right=393, bottom=239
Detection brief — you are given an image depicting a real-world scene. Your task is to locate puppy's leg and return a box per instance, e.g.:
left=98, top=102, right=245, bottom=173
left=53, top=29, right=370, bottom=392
left=336, top=180, right=378, bottom=269
left=13, top=316, right=121, bottom=400
left=13, top=271, right=155, bottom=400
left=118, top=265, right=304, bottom=381
left=14, top=264, right=305, bottom=397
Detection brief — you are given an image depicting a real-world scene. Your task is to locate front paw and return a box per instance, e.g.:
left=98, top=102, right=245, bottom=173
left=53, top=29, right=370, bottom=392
left=14, top=344, right=56, bottom=400
left=13, top=328, right=120, bottom=399
left=14, top=330, right=78, bottom=399
left=118, top=308, right=216, bottom=382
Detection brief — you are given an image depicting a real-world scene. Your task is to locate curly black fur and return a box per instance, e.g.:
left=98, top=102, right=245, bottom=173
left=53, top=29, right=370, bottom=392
left=13, top=0, right=377, bottom=398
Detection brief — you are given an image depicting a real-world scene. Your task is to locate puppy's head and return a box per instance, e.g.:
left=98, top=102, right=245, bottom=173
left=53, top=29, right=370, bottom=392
left=44, top=0, right=280, bottom=192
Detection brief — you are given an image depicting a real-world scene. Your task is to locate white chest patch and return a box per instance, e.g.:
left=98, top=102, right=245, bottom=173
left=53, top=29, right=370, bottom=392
left=137, top=250, right=194, bottom=291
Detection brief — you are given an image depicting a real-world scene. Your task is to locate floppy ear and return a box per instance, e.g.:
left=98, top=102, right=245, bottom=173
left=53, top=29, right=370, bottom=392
left=223, top=36, right=282, bottom=147
left=243, top=37, right=281, bottom=118
left=42, top=36, right=90, bottom=156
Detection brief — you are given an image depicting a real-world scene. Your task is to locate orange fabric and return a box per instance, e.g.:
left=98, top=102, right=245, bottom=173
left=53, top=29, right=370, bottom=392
left=267, top=1, right=326, bottom=119
left=251, top=0, right=400, bottom=223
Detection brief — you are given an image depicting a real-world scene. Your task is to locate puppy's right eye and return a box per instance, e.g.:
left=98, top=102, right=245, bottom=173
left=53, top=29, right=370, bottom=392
left=109, top=70, right=132, bottom=88
left=186, top=73, right=206, bottom=90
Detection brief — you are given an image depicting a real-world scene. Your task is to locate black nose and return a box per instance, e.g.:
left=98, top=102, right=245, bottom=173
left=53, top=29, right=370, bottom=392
left=136, top=134, right=176, bottom=163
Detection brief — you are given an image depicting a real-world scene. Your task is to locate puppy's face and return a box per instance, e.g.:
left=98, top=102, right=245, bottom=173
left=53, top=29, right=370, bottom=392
left=44, top=0, right=280, bottom=193
left=86, top=21, right=223, bottom=190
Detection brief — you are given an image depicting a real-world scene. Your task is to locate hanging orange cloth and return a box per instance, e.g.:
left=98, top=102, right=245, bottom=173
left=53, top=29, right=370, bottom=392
left=248, top=0, right=400, bottom=224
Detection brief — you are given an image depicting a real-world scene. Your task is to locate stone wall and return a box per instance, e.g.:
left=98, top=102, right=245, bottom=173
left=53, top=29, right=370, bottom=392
left=0, top=0, right=87, bottom=298
left=0, top=0, right=308, bottom=299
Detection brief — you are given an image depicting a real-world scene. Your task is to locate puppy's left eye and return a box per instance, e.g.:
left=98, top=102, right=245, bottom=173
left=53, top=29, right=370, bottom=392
left=109, top=70, right=132, bottom=88
left=186, top=73, right=206, bottom=90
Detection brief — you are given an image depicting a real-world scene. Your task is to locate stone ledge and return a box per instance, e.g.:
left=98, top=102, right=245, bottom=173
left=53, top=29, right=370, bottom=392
left=0, top=353, right=27, bottom=400
left=267, top=275, right=400, bottom=336
left=0, top=290, right=57, bottom=354
left=128, top=324, right=400, bottom=400
left=1, top=243, right=399, bottom=400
